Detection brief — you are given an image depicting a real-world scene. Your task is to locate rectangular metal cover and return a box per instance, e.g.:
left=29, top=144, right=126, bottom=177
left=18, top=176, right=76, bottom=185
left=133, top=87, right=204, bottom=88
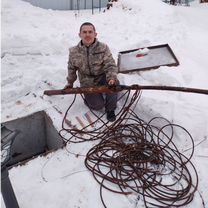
left=118, top=44, right=179, bottom=73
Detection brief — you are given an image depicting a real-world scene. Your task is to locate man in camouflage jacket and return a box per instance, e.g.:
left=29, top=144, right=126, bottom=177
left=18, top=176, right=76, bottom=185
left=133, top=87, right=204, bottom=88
left=65, top=22, right=119, bottom=121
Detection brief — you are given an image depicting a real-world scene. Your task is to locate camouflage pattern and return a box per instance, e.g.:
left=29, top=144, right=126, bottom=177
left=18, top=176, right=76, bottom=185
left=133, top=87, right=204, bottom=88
left=67, top=39, right=118, bottom=87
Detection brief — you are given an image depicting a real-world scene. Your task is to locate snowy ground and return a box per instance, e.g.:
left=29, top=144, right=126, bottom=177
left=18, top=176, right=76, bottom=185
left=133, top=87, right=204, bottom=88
left=1, top=0, right=208, bottom=207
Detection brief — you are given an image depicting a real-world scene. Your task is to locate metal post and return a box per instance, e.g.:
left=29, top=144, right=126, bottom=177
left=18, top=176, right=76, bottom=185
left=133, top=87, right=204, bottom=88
left=1, top=167, right=20, bottom=208
left=1, top=125, right=20, bottom=208
left=99, top=0, right=101, bottom=12
left=77, top=0, right=80, bottom=14
left=92, top=0, right=94, bottom=14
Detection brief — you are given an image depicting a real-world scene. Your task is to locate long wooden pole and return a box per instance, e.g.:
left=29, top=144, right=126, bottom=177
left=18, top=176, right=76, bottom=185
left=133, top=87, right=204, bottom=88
left=43, top=85, right=208, bottom=96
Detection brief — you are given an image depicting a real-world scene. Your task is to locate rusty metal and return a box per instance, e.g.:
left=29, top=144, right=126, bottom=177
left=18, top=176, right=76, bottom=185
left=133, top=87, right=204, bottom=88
left=85, top=117, right=202, bottom=208
left=64, top=118, right=77, bottom=129
left=84, top=112, right=95, bottom=127
left=56, top=85, right=205, bottom=208
left=44, top=84, right=208, bottom=96
left=44, top=85, right=116, bottom=95
left=75, top=116, right=85, bottom=129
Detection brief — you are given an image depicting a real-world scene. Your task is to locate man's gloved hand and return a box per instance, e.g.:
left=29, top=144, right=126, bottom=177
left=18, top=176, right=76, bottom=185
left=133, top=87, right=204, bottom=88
left=108, top=79, right=116, bottom=86
left=64, top=83, right=73, bottom=89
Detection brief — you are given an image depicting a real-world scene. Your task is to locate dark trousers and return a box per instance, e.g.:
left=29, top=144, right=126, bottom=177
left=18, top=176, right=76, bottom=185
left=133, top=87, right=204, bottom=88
left=84, top=75, right=118, bottom=111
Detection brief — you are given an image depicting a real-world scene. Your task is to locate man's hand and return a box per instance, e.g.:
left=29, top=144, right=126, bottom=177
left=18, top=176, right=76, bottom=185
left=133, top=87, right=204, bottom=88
left=108, top=79, right=116, bottom=86
left=64, top=83, right=73, bottom=89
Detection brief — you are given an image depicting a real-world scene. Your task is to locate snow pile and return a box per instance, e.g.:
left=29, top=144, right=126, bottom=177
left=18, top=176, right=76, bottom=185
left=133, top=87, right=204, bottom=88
left=1, top=0, right=208, bottom=207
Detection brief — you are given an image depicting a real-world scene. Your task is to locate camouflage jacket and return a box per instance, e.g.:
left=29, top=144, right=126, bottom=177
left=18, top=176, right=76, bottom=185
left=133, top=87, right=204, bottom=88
left=67, top=39, right=118, bottom=87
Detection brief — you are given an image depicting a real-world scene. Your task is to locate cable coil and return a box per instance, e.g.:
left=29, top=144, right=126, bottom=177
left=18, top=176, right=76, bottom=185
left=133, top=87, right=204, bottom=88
left=58, top=89, right=204, bottom=208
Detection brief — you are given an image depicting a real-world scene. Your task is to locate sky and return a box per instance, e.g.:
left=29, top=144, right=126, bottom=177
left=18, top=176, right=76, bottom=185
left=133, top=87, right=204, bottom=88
left=1, top=0, right=208, bottom=207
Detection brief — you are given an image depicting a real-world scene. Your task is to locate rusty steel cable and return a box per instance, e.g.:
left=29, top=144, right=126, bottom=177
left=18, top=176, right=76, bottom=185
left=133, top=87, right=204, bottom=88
left=57, top=87, right=205, bottom=208
left=59, top=88, right=142, bottom=143
left=84, top=114, right=203, bottom=208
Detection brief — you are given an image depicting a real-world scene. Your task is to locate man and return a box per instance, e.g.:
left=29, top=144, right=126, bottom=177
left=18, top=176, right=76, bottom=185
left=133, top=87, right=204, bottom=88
left=65, top=22, right=119, bottom=122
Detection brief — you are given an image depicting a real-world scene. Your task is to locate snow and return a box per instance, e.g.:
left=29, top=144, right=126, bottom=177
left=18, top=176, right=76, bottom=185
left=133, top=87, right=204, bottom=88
left=1, top=0, right=208, bottom=207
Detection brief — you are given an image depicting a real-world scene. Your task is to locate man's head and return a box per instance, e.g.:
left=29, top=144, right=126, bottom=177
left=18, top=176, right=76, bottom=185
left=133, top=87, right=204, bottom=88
left=79, top=22, right=97, bottom=46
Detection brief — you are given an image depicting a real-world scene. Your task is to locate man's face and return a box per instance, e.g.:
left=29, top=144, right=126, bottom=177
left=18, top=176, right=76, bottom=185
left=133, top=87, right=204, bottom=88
left=79, top=25, right=97, bottom=46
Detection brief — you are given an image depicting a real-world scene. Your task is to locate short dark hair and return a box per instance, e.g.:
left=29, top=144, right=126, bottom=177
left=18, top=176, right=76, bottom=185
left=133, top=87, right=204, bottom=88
left=80, top=22, right=96, bottom=32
